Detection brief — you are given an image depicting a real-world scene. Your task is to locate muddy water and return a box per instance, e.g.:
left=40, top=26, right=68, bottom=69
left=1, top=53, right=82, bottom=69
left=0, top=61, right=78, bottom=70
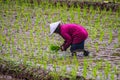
left=51, top=41, right=119, bottom=79
left=46, top=52, right=120, bottom=79
left=0, top=74, right=23, bottom=80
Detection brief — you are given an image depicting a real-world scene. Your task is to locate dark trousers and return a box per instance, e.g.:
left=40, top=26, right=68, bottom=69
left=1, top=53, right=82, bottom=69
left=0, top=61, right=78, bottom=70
left=70, top=41, right=85, bottom=52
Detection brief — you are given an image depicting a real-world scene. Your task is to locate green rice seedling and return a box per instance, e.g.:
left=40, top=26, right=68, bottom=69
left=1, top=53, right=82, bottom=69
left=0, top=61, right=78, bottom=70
left=5, top=0, right=9, bottom=5
left=15, top=1, right=20, bottom=7
left=118, top=29, right=120, bottom=43
left=49, top=71, right=59, bottom=80
left=61, top=56, right=65, bottom=64
left=71, top=67, right=77, bottom=80
left=48, top=2, right=53, bottom=9
left=83, top=59, right=88, bottom=78
left=90, top=5, right=94, bottom=14
left=72, top=56, right=79, bottom=69
left=62, top=14, right=68, bottom=22
left=113, top=66, right=117, bottom=75
left=0, top=35, right=6, bottom=45
left=52, top=16, right=59, bottom=22
left=70, top=12, right=74, bottom=22
left=98, top=72, right=103, bottom=80
left=116, top=12, right=119, bottom=19
left=86, top=43, right=91, bottom=50
left=104, top=61, right=111, bottom=79
left=27, top=15, right=32, bottom=25
left=65, top=57, right=71, bottom=65
left=87, top=14, right=91, bottom=24
left=92, top=10, right=96, bottom=19
left=62, top=2, right=67, bottom=10
left=94, top=42, right=99, bottom=52
left=56, top=2, right=61, bottom=9
left=59, top=65, right=64, bottom=74
left=45, top=2, right=50, bottom=10
left=92, top=66, right=97, bottom=79
left=77, top=5, right=81, bottom=12
left=114, top=44, right=119, bottom=48
left=110, top=66, right=117, bottom=80
left=108, top=8, right=112, bottom=16
left=77, top=8, right=81, bottom=20
left=95, top=19, right=100, bottom=29
left=110, top=72, right=115, bottom=80
left=33, top=0, right=38, bottom=7
left=91, top=28, right=97, bottom=40
left=92, top=62, right=102, bottom=79
left=44, top=53, right=49, bottom=63
left=98, top=62, right=102, bottom=69
left=35, top=14, right=41, bottom=26
left=43, top=62, right=47, bottom=70
left=49, top=45, right=60, bottom=52
left=83, top=6, right=87, bottom=17
left=96, top=7, right=101, bottom=12
left=99, top=30, right=104, bottom=42
left=108, top=29, right=113, bottom=44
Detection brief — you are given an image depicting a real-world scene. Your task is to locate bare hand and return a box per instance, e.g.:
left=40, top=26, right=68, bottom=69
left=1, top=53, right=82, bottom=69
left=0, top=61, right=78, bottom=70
left=61, top=46, right=65, bottom=51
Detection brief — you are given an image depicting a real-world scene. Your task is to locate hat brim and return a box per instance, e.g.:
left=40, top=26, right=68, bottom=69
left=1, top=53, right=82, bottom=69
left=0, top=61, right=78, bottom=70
left=49, top=21, right=61, bottom=36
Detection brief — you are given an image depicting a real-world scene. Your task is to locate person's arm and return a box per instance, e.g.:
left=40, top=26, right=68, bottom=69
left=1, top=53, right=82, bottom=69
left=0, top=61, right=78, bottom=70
left=60, top=41, right=66, bottom=51
left=61, top=33, right=72, bottom=51
left=61, top=41, right=66, bottom=47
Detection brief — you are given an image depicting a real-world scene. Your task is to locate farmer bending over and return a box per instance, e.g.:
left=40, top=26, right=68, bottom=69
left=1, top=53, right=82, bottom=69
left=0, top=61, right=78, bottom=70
left=49, top=21, right=89, bottom=56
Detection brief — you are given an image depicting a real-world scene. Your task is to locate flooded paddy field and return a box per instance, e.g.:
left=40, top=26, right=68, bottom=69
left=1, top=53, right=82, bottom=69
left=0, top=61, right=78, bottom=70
left=0, top=1, right=120, bottom=80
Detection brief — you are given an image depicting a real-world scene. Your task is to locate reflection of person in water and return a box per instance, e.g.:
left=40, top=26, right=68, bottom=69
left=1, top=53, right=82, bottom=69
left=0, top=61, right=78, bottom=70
left=49, top=21, right=89, bottom=56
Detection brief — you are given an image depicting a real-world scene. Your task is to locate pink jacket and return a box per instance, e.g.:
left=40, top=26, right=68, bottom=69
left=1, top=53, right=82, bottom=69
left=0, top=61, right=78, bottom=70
left=59, top=24, right=88, bottom=50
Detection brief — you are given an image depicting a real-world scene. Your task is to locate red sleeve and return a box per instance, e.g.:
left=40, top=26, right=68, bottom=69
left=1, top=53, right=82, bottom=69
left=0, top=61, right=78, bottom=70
left=61, top=33, right=72, bottom=51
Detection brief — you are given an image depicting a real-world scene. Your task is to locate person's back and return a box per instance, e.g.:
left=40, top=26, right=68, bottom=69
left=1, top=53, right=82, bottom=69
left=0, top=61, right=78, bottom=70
left=60, top=24, right=88, bottom=44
